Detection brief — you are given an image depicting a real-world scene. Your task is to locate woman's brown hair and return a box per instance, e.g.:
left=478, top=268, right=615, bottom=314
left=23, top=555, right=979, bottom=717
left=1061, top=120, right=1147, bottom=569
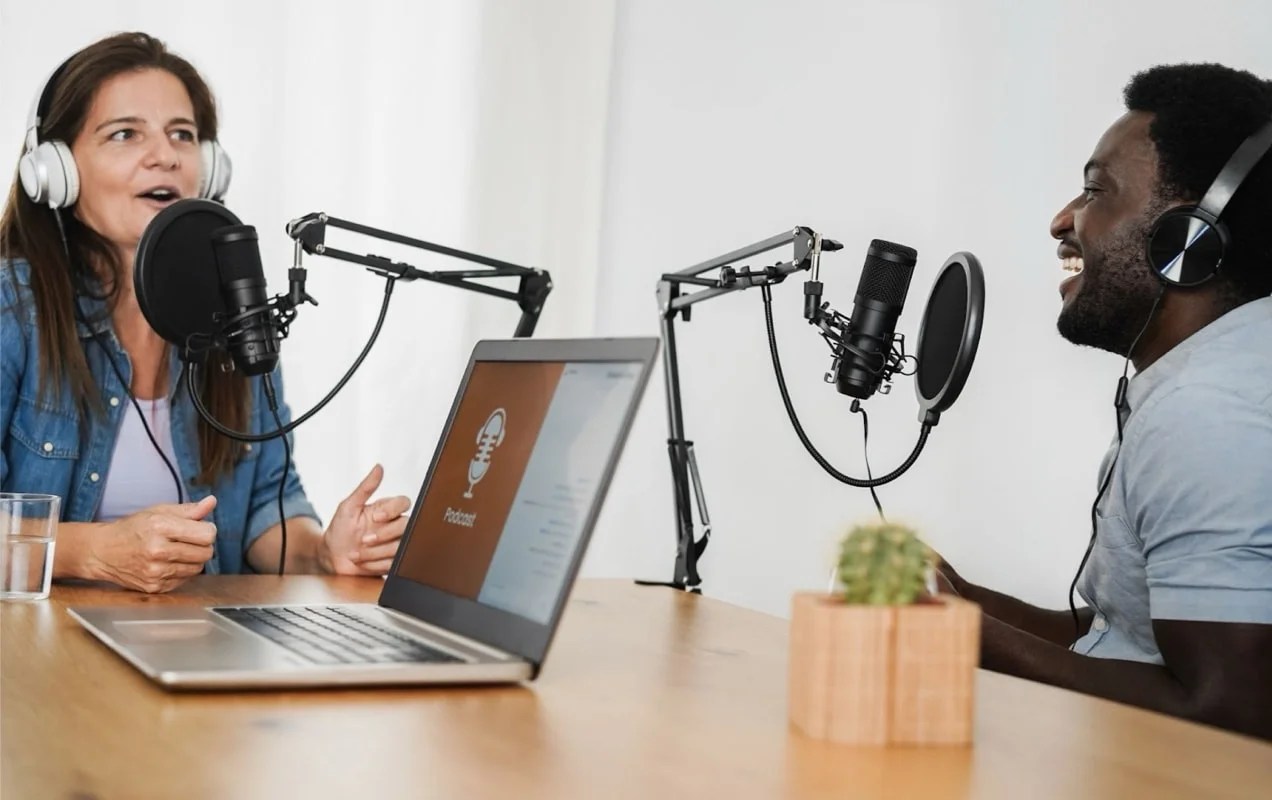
left=0, top=31, right=248, bottom=485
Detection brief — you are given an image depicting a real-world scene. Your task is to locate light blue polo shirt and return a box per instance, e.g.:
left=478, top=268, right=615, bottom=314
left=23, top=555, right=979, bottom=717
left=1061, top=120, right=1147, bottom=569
left=1073, top=296, right=1272, bottom=664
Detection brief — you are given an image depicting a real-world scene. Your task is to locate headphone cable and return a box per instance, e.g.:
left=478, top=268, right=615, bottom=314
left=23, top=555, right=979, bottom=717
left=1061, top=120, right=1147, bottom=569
left=1067, top=286, right=1166, bottom=638
left=56, top=209, right=186, bottom=507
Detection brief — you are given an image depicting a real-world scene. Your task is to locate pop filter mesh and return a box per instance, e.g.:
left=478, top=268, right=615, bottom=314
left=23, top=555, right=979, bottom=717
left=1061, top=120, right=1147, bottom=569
left=135, top=199, right=241, bottom=347
left=916, top=263, right=968, bottom=402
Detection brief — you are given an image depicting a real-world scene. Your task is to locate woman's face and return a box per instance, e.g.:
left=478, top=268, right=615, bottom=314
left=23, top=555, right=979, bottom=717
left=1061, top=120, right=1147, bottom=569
left=69, top=68, right=202, bottom=261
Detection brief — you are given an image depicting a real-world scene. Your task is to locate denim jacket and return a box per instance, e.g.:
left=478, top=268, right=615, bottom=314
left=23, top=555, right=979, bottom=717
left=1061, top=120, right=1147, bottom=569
left=1, top=258, right=319, bottom=574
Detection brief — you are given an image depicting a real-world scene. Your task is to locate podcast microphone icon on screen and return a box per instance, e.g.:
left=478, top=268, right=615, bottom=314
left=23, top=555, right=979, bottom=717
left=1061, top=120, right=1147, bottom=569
left=465, top=408, right=508, bottom=498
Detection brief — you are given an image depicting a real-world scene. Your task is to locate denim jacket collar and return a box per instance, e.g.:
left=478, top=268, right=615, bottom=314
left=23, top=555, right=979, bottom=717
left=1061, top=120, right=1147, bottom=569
left=73, top=288, right=115, bottom=341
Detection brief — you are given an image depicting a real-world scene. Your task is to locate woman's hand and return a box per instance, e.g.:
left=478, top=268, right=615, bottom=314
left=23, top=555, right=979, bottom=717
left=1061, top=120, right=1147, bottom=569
left=86, top=496, right=218, bottom=593
left=320, top=465, right=411, bottom=576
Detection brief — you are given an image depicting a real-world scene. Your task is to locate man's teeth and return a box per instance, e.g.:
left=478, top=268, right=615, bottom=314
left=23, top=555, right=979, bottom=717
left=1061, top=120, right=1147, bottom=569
left=1061, top=256, right=1084, bottom=274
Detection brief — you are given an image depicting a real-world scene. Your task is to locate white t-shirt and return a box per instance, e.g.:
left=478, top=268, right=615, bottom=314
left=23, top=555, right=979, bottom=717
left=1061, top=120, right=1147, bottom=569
left=95, top=397, right=182, bottom=521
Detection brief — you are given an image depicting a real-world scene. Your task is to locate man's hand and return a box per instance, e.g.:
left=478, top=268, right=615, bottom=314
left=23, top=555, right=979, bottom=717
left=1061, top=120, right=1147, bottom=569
left=320, top=464, right=411, bottom=576
left=930, top=551, right=963, bottom=596
left=923, top=548, right=1085, bottom=646
left=86, top=497, right=218, bottom=593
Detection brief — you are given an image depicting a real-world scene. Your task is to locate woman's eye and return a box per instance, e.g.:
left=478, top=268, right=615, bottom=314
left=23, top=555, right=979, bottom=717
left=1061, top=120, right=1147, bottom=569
left=171, top=129, right=197, bottom=143
left=107, top=129, right=134, bottom=142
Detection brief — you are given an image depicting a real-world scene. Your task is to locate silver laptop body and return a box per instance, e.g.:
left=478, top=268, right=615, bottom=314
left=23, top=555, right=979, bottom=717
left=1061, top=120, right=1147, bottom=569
left=69, top=337, right=659, bottom=689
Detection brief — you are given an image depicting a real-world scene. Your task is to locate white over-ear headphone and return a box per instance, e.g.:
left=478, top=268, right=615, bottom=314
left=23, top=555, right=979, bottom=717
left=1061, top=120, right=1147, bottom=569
left=17, top=57, right=232, bottom=209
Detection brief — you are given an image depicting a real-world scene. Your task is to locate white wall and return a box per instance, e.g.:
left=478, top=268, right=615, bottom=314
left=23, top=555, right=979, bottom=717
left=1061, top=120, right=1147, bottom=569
left=584, top=0, right=1272, bottom=616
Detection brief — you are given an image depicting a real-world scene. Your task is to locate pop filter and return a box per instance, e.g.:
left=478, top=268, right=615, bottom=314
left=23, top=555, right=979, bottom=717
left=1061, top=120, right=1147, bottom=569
left=913, top=252, right=985, bottom=424
left=135, top=198, right=242, bottom=359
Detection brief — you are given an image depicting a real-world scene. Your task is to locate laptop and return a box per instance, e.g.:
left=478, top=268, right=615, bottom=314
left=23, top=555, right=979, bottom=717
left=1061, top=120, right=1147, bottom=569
left=69, top=337, right=659, bottom=689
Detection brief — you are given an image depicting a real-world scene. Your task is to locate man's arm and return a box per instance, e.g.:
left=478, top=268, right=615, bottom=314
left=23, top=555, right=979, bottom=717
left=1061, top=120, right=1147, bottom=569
left=983, top=616, right=1272, bottom=740
left=939, top=560, right=1091, bottom=647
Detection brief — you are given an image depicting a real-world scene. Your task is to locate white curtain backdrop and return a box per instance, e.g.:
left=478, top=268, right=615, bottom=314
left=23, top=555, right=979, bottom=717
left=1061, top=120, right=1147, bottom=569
left=4, top=0, right=1272, bottom=617
left=0, top=0, right=617, bottom=526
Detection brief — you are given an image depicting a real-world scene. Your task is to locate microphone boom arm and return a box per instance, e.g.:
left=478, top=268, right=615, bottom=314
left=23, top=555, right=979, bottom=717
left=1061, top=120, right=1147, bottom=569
left=184, top=211, right=553, bottom=446
left=286, top=212, right=553, bottom=337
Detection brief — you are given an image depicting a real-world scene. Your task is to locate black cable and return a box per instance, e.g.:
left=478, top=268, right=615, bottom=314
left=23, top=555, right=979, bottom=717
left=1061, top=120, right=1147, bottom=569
left=851, top=400, right=886, bottom=522
left=92, top=331, right=186, bottom=505
left=179, top=276, right=397, bottom=573
left=185, top=277, right=396, bottom=443
left=761, top=284, right=930, bottom=488
left=55, top=209, right=185, bottom=505
left=1068, top=287, right=1167, bottom=638
left=263, top=374, right=288, bottom=577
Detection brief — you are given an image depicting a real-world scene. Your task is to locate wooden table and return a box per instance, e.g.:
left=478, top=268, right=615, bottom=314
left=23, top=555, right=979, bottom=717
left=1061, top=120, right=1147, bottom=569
left=3, top=577, right=1270, bottom=799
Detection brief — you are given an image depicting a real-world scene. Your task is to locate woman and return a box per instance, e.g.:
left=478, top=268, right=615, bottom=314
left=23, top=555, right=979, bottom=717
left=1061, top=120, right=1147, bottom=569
left=1, top=32, right=409, bottom=592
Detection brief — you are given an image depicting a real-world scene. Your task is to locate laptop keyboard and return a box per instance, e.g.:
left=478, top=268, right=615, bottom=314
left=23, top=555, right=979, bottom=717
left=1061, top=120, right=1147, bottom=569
left=213, top=605, right=465, bottom=666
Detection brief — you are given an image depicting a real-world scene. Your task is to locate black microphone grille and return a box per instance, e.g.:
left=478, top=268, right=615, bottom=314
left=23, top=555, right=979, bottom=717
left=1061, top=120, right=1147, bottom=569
left=858, top=239, right=917, bottom=307
left=867, top=239, right=918, bottom=265
left=212, top=224, right=258, bottom=246
left=211, top=224, right=264, bottom=283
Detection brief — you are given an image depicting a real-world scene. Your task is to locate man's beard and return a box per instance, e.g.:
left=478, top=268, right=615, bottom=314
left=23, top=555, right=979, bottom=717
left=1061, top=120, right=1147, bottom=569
left=1056, top=212, right=1163, bottom=356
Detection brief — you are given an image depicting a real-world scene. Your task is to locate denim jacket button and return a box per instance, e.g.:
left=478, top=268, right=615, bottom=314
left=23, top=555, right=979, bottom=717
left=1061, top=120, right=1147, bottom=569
left=90, top=472, right=100, bottom=482
left=109, top=397, right=121, bottom=408
left=42, top=442, right=53, bottom=453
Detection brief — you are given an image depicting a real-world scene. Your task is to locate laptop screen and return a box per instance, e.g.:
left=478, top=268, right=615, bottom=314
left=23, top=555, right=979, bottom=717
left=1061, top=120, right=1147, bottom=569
left=393, top=356, right=646, bottom=625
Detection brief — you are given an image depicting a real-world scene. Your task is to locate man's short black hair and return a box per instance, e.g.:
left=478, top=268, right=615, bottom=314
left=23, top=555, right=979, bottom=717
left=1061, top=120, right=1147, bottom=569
left=1125, top=63, right=1272, bottom=303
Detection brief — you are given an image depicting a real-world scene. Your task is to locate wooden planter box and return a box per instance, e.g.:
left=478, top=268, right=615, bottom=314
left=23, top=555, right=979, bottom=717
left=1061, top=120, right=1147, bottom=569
left=788, top=592, right=980, bottom=745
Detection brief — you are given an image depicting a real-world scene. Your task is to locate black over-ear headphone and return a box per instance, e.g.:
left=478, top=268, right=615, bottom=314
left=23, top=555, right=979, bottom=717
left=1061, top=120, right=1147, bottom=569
left=1145, top=117, right=1272, bottom=287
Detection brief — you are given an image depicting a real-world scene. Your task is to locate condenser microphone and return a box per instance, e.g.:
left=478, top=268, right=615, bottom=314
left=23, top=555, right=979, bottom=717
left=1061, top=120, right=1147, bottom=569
left=211, top=225, right=279, bottom=376
left=835, top=239, right=917, bottom=399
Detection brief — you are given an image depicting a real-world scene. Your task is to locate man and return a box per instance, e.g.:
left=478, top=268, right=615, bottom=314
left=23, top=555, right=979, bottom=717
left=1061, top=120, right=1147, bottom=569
left=939, top=63, right=1272, bottom=741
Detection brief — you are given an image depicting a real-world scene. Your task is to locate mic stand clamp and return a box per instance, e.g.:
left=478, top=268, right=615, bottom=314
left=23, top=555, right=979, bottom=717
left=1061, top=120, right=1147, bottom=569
left=288, top=238, right=320, bottom=310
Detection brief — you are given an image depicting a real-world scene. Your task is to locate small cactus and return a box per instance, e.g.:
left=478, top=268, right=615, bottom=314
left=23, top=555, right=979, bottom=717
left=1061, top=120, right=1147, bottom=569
left=836, top=522, right=933, bottom=605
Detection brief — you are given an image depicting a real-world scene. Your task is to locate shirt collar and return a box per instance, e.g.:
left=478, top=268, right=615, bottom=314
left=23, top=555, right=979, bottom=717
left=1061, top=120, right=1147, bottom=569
left=73, top=291, right=114, bottom=340
left=1123, top=295, right=1272, bottom=415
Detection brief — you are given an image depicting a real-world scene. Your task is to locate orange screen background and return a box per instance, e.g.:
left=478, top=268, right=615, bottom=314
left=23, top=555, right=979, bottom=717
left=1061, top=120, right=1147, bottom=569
left=395, top=361, right=564, bottom=597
